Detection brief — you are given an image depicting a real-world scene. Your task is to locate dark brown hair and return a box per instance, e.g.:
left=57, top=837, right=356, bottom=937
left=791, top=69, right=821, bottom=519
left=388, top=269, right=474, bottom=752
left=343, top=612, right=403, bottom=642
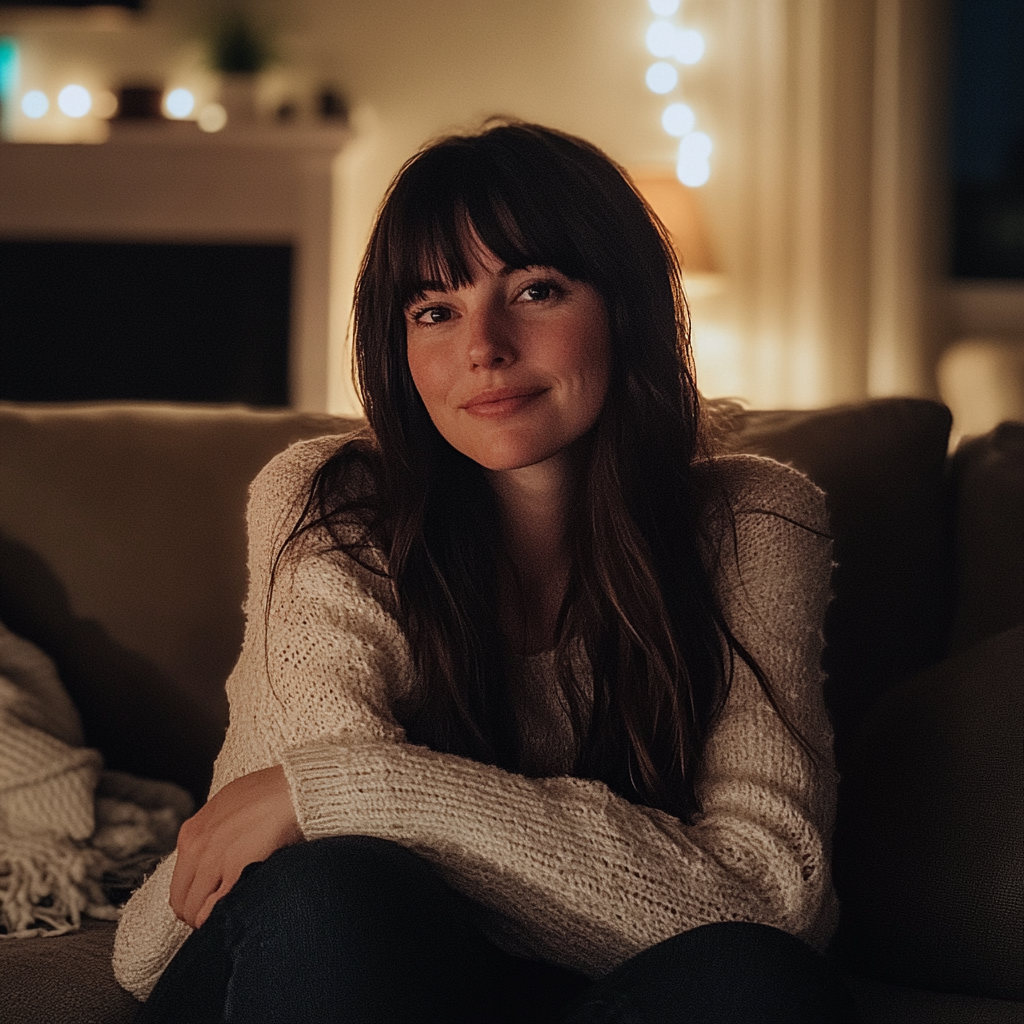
left=282, top=121, right=794, bottom=821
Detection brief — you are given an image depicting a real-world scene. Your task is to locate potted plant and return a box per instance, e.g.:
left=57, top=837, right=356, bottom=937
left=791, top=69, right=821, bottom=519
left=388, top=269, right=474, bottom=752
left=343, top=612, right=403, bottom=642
left=210, top=10, right=273, bottom=124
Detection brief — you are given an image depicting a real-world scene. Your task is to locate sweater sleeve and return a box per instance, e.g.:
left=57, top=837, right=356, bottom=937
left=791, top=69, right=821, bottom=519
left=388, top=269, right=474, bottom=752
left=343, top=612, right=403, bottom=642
left=273, top=452, right=838, bottom=977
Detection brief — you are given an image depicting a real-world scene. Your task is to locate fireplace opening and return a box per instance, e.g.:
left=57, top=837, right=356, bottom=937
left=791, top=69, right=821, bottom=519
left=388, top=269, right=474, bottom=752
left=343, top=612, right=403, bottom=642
left=1, top=240, right=292, bottom=406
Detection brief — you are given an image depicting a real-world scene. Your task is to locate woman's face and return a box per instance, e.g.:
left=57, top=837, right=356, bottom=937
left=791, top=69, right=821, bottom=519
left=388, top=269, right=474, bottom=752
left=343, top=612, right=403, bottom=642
left=405, top=243, right=611, bottom=474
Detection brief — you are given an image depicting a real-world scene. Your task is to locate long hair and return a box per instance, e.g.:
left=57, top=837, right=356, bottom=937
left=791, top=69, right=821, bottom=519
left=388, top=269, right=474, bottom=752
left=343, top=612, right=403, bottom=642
left=282, top=121, right=798, bottom=821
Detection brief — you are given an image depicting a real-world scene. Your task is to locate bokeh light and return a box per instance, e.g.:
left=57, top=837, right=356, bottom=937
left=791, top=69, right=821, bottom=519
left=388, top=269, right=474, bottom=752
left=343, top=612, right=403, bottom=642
left=646, top=21, right=677, bottom=59
left=93, top=90, right=118, bottom=119
left=165, top=88, right=195, bottom=119
left=0, top=37, right=18, bottom=101
left=674, top=29, right=705, bottom=64
left=649, top=0, right=679, bottom=15
left=197, top=102, right=227, bottom=133
left=58, top=84, right=91, bottom=118
left=21, top=90, right=48, bottom=118
left=662, top=102, right=695, bottom=137
left=677, top=131, right=712, bottom=187
left=645, top=62, right=678, bottom=95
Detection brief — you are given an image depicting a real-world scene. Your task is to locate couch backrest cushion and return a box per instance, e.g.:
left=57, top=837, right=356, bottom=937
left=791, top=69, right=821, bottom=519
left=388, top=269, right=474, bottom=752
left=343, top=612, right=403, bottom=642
left=833, top=622, right=1024, bottom=1001
left=0, top=403, right=359, bottom=800
left=725, top=398, right=955, bottom=760
left=947, top=421, right=1024, bottom=653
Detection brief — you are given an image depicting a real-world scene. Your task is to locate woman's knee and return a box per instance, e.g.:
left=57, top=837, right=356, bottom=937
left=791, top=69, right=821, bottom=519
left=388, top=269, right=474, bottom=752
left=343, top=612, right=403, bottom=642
left=565, top=922, right=860, bottom=1023
left=261, top=834, right=424, bottom=881
left=223, top=835, right=449, bottom=929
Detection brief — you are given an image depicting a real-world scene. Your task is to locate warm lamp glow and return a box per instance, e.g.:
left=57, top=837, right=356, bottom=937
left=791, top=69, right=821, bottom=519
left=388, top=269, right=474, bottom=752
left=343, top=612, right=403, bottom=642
left=630, top=167, right=720, bottom=275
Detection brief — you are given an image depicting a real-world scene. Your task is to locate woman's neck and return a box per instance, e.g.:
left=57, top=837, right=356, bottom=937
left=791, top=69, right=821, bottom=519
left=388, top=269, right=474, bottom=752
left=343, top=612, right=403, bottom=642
left=486, top=455, right=574, bottom=654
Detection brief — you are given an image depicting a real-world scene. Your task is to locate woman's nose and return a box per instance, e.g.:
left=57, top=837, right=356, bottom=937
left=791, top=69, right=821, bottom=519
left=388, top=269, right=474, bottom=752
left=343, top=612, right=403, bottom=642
left=467, top=308, right=516, bottom=369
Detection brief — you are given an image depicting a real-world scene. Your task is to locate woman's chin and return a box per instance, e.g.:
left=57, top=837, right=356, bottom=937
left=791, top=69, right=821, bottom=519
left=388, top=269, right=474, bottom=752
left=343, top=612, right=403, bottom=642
left=470, top=445, right=572, bottom=475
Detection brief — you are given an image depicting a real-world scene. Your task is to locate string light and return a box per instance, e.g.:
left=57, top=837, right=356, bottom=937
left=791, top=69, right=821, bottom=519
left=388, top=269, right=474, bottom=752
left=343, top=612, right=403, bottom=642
left=57, top=84, right=91, bottom=118
left=661, top=102, right=695, bottom=137
left=646, top=21, right=678, bottom=59
left=674, top=29, right=705, bottom=64
left=677, top=131, right=712, bottom=186
left=21, top=90, right=48, bottom=118
left=642, top=1, right=711, bottom=186
left=197, top=102, right=227, bottom=133
left=646, top=62, right=678, bottom=94
left=165, top=88, right=196, bottom=119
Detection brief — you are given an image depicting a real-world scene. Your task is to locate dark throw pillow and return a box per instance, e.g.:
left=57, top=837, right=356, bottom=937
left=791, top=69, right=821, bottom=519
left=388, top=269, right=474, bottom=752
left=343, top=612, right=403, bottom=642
left=948, top=420, right=1024, bottom=654
left=833, top=624, right=1024, bottom=1001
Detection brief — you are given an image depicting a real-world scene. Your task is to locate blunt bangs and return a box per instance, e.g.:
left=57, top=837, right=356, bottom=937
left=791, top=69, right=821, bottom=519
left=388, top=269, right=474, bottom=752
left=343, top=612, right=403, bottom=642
left=379, top=126, right=651, bottom=311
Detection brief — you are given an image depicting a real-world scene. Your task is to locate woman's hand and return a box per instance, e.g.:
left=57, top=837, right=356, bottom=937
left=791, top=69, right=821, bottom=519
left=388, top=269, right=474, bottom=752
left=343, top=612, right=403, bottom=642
left=169, top=764, right=302, bottom=929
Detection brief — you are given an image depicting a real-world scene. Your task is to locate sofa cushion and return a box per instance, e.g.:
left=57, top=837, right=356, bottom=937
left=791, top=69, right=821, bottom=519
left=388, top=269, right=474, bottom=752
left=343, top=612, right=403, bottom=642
left=0, top=403, right=360, bottom=801
left=843, top=972, right=1024, bottom=1024
left=947, top=421, right=1024, bottom=653
left=832, top=623, right=1024, bottom=1001
left=0, top=919, right=137, bottom=1024
left=725, top=398, right=956, bottom=758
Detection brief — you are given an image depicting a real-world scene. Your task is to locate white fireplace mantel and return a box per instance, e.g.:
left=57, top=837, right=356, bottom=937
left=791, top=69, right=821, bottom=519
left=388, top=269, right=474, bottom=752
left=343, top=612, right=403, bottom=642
left=0, top=120, right=350, bottom=411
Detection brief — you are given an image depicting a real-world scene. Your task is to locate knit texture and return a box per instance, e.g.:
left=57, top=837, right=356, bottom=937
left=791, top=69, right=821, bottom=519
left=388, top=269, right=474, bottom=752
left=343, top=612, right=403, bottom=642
left=114, top=437, right=839, bottom=1000
left=0, top=622, right=193, bottom=939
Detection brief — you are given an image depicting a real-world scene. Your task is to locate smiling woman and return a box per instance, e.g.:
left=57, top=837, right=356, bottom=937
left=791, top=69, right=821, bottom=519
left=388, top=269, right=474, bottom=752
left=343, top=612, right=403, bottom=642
left=113, top=122, right=857, bottom=1023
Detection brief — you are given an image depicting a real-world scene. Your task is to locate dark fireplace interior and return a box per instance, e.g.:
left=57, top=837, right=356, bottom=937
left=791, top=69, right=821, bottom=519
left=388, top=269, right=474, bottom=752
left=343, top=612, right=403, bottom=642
left=1, top=240, right=292, bottom=406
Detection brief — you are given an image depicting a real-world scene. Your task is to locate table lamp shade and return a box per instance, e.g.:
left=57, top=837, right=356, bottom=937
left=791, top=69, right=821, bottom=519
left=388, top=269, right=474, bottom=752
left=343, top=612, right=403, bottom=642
left=629, top=167, right=721, bottom=276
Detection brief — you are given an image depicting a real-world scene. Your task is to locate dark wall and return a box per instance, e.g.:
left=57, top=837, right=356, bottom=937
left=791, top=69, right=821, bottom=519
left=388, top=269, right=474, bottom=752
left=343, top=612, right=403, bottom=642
left=950, top=0, right=1024, bottom=278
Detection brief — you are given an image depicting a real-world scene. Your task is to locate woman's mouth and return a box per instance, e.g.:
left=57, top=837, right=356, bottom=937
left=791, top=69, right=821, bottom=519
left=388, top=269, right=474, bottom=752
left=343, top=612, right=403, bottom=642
left=462, top=387, right=548, bottom=417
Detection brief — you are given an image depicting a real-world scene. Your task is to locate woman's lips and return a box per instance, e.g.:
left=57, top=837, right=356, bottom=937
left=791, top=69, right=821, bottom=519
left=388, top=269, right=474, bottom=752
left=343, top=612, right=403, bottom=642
left=462, top=387, right=548, bottom=417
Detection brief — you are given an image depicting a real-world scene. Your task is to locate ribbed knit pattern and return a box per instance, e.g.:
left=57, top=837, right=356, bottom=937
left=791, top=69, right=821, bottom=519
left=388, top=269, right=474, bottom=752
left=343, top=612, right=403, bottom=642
left=114, top=437, right=839, bottom=1000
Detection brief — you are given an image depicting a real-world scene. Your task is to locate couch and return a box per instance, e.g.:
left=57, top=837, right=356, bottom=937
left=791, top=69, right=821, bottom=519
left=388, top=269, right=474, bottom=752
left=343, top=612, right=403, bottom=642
left=0, top=397, right=1020, bottom=1024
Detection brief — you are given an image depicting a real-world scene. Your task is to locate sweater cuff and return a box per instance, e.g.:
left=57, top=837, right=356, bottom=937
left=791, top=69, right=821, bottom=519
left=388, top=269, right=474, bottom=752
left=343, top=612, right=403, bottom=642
left=279, top=739, right=438, bottom=842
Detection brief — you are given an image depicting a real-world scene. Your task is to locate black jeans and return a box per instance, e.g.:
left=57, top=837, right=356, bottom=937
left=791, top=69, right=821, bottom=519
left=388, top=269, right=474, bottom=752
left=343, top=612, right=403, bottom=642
left=136, top=835, right=859, bottom=1023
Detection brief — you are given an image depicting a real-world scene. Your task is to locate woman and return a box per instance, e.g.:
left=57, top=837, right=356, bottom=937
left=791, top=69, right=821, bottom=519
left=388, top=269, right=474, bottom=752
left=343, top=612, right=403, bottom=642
left=115, top=121, right=857, bottom=1022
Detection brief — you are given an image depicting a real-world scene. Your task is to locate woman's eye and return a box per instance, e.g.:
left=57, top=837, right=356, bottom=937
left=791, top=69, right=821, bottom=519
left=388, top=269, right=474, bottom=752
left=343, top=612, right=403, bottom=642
left=415, top=306, right=452, bottom=324
left=521, top=282, right=555, bottom=302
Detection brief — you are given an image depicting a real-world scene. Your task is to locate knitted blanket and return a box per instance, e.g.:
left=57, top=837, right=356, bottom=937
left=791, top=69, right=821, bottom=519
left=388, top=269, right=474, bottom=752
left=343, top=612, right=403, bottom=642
left=0, top=621, right=192, bottom=938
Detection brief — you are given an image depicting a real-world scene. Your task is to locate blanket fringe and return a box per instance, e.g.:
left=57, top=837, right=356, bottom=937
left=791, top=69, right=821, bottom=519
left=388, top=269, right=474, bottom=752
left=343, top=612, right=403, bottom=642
left=0, top=835, right=113, bottom=938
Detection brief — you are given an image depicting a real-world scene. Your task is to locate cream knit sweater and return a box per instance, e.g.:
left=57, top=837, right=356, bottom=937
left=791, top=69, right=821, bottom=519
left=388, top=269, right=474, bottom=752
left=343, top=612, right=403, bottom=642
left=114, top=437, right=838, bottom=1000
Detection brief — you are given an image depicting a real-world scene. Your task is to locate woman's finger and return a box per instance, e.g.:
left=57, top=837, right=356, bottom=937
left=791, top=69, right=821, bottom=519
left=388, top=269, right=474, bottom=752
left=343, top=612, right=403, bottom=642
left=179, top=851, right=231, bottom=929
left=169, top=814, right=219, bottom=921
left=194, top=883, right=231, bottom=930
